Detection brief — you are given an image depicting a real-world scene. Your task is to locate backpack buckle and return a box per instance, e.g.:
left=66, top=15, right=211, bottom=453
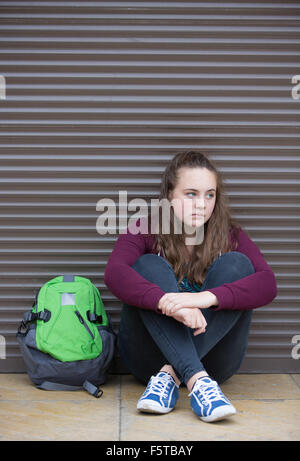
left=37, top=309, right=51, bottom=323
left=23, top=311, right=38, bottom=323
left=83, top=380, right=103, bottom=398
left=87, top=311, right=102, bottom=324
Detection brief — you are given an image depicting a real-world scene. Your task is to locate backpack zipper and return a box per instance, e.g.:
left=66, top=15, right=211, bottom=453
left=74, top=310, right=94, bottom=339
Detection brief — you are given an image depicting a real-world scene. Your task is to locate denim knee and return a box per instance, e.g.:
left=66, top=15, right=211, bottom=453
left=202, top=251, right=255, bottom=290
left=228, top=251, right=254, bottom=273
left=131, top=253, right=179, bottom=292
left=214, top=251, right=254, bottom=275
left=213, top=251, right=254, bottom=277
left=132, top=253, right=174, bottom=273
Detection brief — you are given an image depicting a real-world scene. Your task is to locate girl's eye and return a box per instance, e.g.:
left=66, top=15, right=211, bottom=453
left=185, top=192, right=215, bottom=198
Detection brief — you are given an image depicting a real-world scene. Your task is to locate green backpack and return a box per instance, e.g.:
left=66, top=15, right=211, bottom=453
left=17, top=275, right=115, bottom=397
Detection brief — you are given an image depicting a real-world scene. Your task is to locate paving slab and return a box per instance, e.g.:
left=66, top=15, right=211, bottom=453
left=291, top=374, right=300, bottom=388
left=0, top=373, right=120, bottom=441
left=120, top=374, right=300, bottom=441
left=1, top=373, right=300, bottom=441
left=220, top=373, right=300, bottom=400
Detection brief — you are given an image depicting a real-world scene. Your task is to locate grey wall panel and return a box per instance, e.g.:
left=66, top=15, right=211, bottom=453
left=0, top=0, right=299, bottom=373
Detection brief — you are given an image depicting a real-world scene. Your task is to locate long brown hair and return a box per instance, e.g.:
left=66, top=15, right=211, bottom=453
left=148, top=151, right=240, bottom=286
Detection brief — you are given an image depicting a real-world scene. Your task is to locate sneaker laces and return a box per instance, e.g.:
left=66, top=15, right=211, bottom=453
left=189, top=378, right=228, bottom=405
left=144, top=374, right=174, bottom=399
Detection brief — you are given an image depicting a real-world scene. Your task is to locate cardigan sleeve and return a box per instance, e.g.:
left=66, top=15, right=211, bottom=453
left=104, top=221, right=165, bottom=313
left=207, top=227, right=278, bottom=311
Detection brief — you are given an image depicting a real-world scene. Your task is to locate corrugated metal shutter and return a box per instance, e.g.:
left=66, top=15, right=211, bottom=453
left=0, top=0, right=299, bottom=373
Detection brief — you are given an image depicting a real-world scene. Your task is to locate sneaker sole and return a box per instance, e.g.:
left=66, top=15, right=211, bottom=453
left=137, top=400, right=174, bottom=414
left=199, top=405, right=237, bottom=423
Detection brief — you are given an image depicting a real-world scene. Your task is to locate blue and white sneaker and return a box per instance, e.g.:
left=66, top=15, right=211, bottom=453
left=137, top=372, right=179, bottom=414
left=189, top=376, right=236, bottom=422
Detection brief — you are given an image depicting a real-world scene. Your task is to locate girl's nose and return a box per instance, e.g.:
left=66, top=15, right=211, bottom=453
left=194, top=197, right=205, bottom=210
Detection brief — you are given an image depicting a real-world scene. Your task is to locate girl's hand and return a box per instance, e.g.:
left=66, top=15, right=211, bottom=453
left=158, top=291, right=218, bottom=315
left=171, top=307, right=207, bottom=336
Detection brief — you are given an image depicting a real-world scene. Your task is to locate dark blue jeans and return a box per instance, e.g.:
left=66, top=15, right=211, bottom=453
left=117, top=251, right=255, bottom=386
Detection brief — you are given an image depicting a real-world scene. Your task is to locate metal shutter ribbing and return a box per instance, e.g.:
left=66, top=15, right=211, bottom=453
left=0, top=1, right=299, bottom=373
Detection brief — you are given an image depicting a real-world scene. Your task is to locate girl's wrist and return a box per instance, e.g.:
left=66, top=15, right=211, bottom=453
left=196, top=291, right=219, bottom=308
left=205, top=291, right=219, bottom=307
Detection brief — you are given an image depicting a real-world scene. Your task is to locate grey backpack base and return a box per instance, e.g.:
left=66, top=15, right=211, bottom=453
left=17, top=323, right=115, bottom=397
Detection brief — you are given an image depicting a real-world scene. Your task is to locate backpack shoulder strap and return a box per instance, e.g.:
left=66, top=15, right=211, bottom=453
left=36, top=380, right=103, bottom=398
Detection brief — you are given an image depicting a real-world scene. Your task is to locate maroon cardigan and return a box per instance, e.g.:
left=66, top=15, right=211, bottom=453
left=104, top=218, right=277, bottom=313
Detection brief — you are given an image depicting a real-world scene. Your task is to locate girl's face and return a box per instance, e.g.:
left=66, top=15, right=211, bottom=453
left=168, top=167, right=217, bottom=230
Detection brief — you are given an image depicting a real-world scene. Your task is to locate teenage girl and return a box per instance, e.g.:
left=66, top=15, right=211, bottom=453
left=104, top=151, right=277, bottom=423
